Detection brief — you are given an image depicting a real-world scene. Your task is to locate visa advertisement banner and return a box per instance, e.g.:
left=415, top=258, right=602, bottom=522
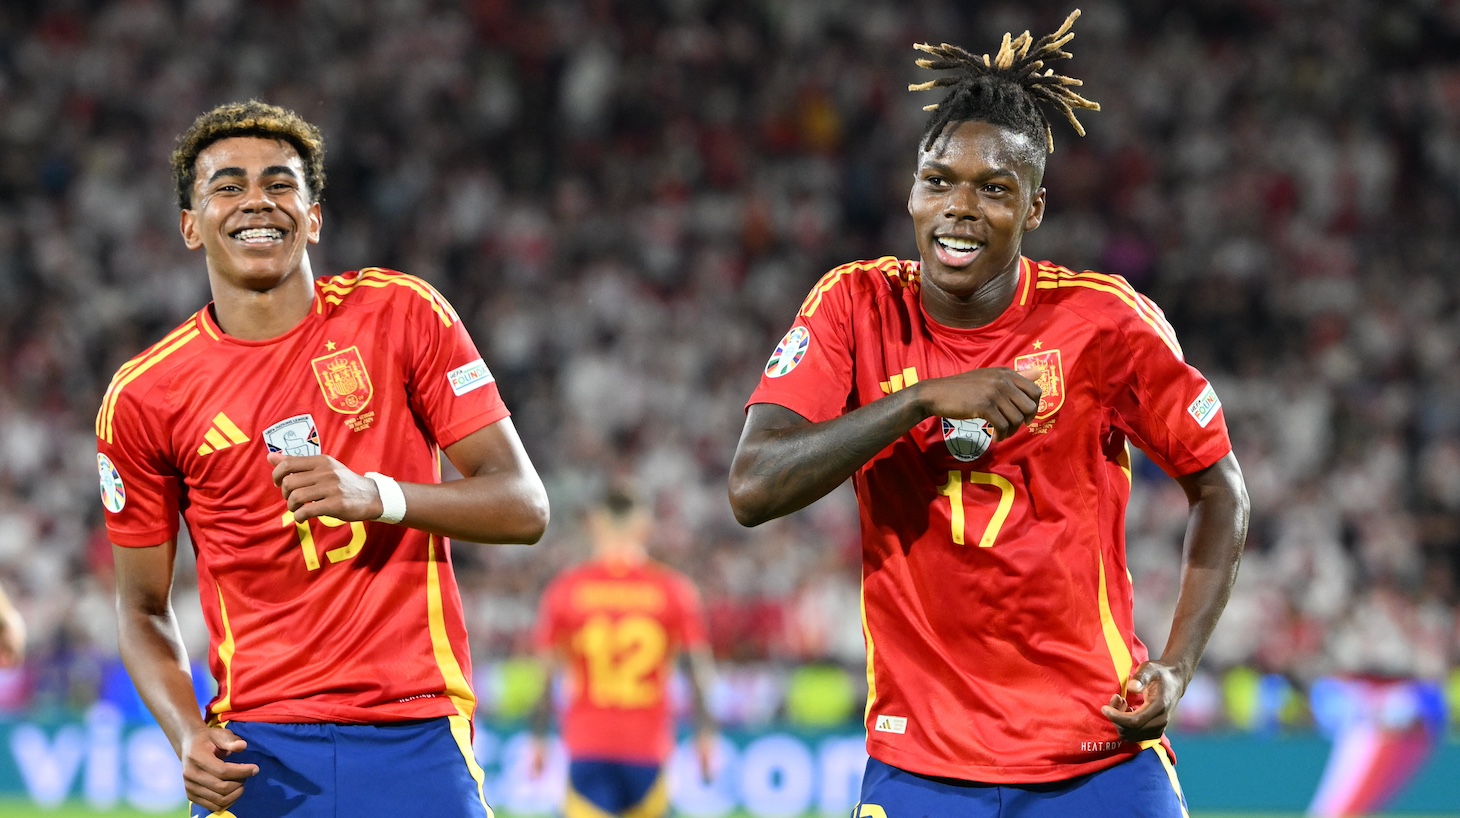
left=0, top=704, right=1457, bottom=815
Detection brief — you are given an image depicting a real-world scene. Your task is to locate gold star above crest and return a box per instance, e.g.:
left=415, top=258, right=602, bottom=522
left=325, top=340, right=337, bottom=352
left=1032, top=340, right=1043, bottom=350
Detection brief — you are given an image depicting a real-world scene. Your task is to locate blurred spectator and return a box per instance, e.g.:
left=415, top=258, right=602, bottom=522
left=0, top=0, right=1454, bottom=729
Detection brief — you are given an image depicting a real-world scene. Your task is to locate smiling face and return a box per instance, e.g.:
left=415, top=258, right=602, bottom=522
left=908, top=120, right=1046, bottom=327
left=180, top=136, right=322, bottom=295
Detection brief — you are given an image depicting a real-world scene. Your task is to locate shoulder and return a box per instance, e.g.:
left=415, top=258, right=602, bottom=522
left=1027, top=260, right=1184, bottom=359
left=95, top=313, right=209, bottom=442
left=646, top=561, right=701, bottom=598
left=797, top=256, right=919, bottom=319
left=317, top=268, right=461, bottom=328
left=540, top=567, right=581, bottom=607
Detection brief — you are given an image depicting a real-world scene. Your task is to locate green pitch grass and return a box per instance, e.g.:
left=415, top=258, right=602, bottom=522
left=4, top=805, right=1456, bottom=818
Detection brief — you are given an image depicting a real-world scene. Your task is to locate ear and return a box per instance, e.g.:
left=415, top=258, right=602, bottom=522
left=1024, top=187, right=1047, bottom=232
left=179, top=209, right=203, bottom=250
left=306, top=201, right=323, bottom=245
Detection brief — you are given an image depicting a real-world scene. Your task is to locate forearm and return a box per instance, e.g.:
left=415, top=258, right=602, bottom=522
left=1160, top=457, right=1250, bottom=683
left=686, top=649, right=716, bottom=733
left=529, top=659, right=554, bottom=737
left=117, top=609, right=206, bottom=758
left=729, top=392, right=927, bottom=526
left=398, top=470, right=549, bottom=544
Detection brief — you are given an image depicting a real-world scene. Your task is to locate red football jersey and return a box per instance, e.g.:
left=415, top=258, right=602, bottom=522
left=534, top=560, right=709, bottom=763
left=747, top=256, right=1231, bottom=784
left=97, top=268, right=509, bottom=725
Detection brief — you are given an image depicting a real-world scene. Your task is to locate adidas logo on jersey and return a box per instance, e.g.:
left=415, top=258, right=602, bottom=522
left=197, top=413, right=251, bottom=456
left=873, top=715, right=908, bottom=735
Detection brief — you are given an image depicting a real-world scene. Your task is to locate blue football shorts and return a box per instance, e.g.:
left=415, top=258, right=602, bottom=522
left=853, top=746, right=1188, bottom=818
left=190, top=715, right=492, bottom=818
left=564, top=758, right=669, bottom=818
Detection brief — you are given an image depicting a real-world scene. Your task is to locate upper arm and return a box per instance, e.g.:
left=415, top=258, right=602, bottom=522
left=442, top=418, right=538, bottom=481
left=1173, top=451, right=1248, bottom=510
left=1103, top=307, right=1230, bottom=479
left=113, top=539, right=179, bottom=616
left=733, top=403, right=812, bottom=460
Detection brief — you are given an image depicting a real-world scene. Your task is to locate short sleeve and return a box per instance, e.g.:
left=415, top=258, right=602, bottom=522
left=745, top=270, right=857, bottom=423
left=97, top=387, right=182, bottom=547
left=402, top=283, right=511, bottom=449
left=1105, top=300, right=1231, bottom=478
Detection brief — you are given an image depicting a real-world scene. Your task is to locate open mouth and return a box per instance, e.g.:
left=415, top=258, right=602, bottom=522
left=231, top=227, right=284, bottom=244
left=934, top=235, right=983, bottom=266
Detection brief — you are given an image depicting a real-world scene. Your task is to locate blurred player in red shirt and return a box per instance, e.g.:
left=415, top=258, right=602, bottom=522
left=98, top=101, right=549, bottom=817
left=729, top=10, right=1249, bottom=818
left=530, top=484, right=716, bottom=818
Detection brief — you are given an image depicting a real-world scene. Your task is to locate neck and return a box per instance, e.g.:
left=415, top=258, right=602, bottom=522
left=597, top=543, right=647, bottom=567
left=921, top=257, right=1021, bottom=329
left=209, top=258, right=316, bottom=341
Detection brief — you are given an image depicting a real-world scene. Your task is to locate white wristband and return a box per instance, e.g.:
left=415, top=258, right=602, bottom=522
left=365, top=472, right=407, bottom=524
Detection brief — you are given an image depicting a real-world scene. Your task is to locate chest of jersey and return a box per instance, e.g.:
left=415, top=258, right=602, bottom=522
left=856, top=304, right=1106, bottom=474
left=179, top=323, right=418, bottom=482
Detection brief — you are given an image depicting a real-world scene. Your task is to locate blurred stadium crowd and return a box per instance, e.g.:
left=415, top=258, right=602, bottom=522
left=0, top=0, right=1458, bottom=731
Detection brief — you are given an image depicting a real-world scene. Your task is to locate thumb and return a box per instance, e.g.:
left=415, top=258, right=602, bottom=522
left=1127, top=661, right=1162, bottom=693
left=266, top=452, right=284, bottom=466
left=211, top=730, right=248, bottom=755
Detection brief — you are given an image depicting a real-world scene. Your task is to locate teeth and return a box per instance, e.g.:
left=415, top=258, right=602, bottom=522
left=938, top=237, right=981, bottom=251
left=235, top=228, right=283, bottom=243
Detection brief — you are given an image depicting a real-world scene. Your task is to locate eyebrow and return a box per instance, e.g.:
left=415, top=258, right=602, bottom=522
left=920, top=160, right=1020, bottom=180
left=204, top=165, right=301, bottom=185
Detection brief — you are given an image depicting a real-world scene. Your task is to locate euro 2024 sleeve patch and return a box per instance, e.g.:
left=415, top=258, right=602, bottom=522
left=98, top=453, right=125, bottom=513
left=765, top=326, right=811, bottom=378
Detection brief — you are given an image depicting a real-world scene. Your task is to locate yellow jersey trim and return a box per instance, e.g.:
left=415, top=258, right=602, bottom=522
left=798, top=257, right=906, bottom=318
left=197, top=310, right=220, bottom=341
left=1034, top=267, right=1182, bottom=359
left=426, top=534, right=477, bottom=718
left=210, top=584, right=237, bottom=715
left=1097, top=559, right=1133, bottom=693
left=1016, top=257, right=1035, bottom=306
left=860, top=573, right=877, bottom=724
left=318, top=268, right=458, bottom=327
left=96, top=326, right=202, bottom=444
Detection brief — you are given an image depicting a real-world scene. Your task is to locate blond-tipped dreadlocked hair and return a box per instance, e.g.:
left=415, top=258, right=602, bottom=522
left=909, top=9, right=1100, bottom=155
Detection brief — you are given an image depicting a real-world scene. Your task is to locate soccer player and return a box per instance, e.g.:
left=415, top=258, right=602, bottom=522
left=97, top=100, right=549, bottom=817
left=529, top=484, right=716, bottom=818
left=727, top=11, right=1249, bottom=817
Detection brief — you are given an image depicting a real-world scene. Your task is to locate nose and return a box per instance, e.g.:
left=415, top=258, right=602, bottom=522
left=944, top=183, right=979, bottom=220
left=241, top=182, right=274, bottom=213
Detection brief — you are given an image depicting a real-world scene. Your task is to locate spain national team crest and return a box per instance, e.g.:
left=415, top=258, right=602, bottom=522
left=263, top=414, right=322, bottom=457
left=1013, top=349, right=1065, bottom=430
left=311, top=346, right=373, bottom=415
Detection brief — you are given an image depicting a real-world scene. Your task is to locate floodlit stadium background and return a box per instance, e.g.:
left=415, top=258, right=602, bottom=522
left=0, top=0, right=1457, bottom=814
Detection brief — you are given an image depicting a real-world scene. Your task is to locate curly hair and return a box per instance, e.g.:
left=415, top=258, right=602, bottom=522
left=171, top=100, right=325, bottom=210
left=909, top=9, right=1100, bottom=163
